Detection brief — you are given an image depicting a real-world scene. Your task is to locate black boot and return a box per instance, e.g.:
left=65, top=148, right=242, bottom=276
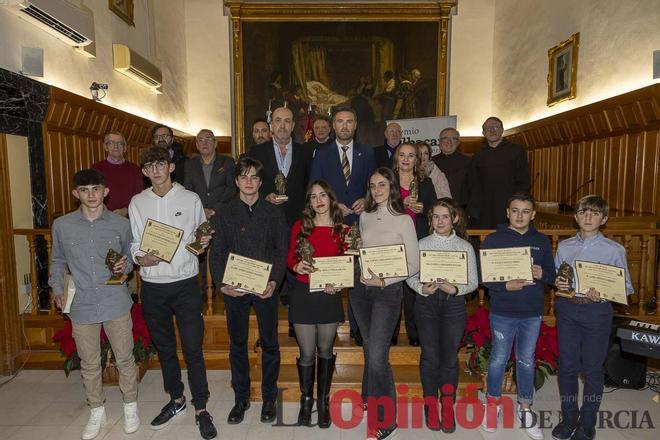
left=296, top=359, right=315, bottom=426
left=316, top=354, right=336, bottom=429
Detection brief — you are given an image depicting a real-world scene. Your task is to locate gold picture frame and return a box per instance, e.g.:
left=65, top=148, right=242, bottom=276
left=109, top=0, right=135, bottom=27
left=547, top=33, right=579, bottom=106
left=223, top=0, right=456, bottom=156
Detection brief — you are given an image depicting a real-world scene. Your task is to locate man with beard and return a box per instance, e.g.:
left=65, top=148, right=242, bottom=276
left=251, top=118, right=272, bottom=148
left=246, top=107, right=311, bottom=227
left=151, top=124, right=186, bottom=185
left=310, top=105, right=376, bottom=346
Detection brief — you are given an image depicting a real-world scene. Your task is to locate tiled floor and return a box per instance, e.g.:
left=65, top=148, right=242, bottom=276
left=0, top=370, right=657, bottom=439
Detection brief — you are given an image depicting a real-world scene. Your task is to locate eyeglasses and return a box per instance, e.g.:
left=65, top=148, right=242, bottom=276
left=153, top=134, right=172, bottom=141
left=142, top=161, right=169, bottom=172
left=439, top=137, right=459, bottom=142
left=104, top=141, right=126, bottom=147
left=483, top=126, right=502, bottom=132
left=197, top=137, right=215, bottom=144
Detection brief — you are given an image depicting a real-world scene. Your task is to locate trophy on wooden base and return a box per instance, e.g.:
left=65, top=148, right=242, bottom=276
left=186, top=221, right=214, bottom=255
left=297, top=236, right=316, bottom=272
left=273, top=171, right=289, bottom=202
left=408, top=179, right=424, bottom=211
left=105, top=249, right=128, bottom=285
left=345, top=222, right=361, bottom=255
left=554, top=261, right=576, bottom=298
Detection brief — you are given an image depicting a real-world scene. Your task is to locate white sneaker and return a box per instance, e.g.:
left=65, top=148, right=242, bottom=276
left=519, top=408, right=544, bottom=440
left=82, top=406, right=106, bottom=440
left=481, top=400, right=501, bottom=433
left=124, top=401, right=141, bottom=434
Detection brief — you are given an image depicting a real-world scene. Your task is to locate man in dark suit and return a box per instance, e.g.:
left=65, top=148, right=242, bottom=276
left=310, top=105, right=376, bottom=345
left=433, top=127, right=471, bottom=208
left=151, top=124, right=186, bottom=185
left=184, top=129, right=236, bottom=220
left=245, top=107, right=311, bottom=227
left=303, top=115, right=333, bottom=156
left=373, top=122, right=402, bottom=169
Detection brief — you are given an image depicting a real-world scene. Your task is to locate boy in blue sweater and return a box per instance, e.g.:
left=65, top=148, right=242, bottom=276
left=480, top=193, right=555, bottom=439
left=551, top=195, right=632, bottom=440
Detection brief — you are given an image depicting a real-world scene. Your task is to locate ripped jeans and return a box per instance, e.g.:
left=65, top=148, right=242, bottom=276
left=486, top=313, right=542, bottom=405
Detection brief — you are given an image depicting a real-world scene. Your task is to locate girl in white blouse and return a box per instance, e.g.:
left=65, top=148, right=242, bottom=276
left=352, top=167, right=419, bottom=440
left=406, top=198, right=478, bottom=433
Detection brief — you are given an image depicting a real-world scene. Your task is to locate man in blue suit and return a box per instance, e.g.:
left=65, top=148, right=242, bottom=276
left=310, top=105, right=376, bottom=346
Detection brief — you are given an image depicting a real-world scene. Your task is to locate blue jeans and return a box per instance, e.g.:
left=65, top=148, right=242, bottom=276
left=486, top=313, right=541, bottom=405
left=556, top=298, right=612, bottom=431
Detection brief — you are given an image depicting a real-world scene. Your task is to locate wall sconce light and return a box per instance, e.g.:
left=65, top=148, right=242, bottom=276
left=90, top=82, right=108, bottom=101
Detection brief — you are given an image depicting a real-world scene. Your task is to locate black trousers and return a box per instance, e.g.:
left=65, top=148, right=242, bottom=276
left=415, top=292, right=466, bottom=401
left=224, top=291, right=280, bottom=402
left=141, top=276, right=210, bottom=410
left=350, top=282, right=403, bottom=422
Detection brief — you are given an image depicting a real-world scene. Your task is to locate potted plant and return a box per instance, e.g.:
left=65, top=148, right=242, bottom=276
left=53, top=303, right=155, bottom=383
left=463, top=306, right=559, bottom=392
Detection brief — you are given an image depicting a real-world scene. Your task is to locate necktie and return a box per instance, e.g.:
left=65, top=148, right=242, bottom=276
left=341, top=146, right=351, bottom=185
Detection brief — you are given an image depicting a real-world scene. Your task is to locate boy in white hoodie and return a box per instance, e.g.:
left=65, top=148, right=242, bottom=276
left=129, top=147, right=216, bottom=439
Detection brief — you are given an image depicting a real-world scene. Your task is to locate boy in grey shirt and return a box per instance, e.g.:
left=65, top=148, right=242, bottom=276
left=49, top=169, right=139, bottom=440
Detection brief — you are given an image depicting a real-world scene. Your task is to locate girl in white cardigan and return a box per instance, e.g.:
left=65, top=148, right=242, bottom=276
left=406, top=198, right=478, bottom=433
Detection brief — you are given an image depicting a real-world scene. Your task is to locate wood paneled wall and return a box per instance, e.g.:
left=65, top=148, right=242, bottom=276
left=504, top=84, right=660, bottom=215
left=43, top=87, right=231, bottom=222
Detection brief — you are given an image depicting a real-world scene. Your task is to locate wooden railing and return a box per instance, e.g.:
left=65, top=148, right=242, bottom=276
left=13, top=229, right=216, bottom=315
left=12, top=228, right=660, bottom=317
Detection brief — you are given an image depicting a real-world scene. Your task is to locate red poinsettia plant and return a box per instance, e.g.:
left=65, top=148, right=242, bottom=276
left=53, top=304, right=155, bottom=377
left=463, top=306, right=559, bottom=390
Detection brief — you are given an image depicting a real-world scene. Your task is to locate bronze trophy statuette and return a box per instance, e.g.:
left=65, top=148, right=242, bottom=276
left=345, top=222, right=361, bottom=255
left=297, top=236, right=316, bottom=272
left=105, top=248, right=128, bottom=285
left=408, top=180, right=423, bottom=211
left=274, top=171, right=289, bottom=202
left=555, top=261, right=576, bottom=298
left=186, top=221, right=214, bottom=255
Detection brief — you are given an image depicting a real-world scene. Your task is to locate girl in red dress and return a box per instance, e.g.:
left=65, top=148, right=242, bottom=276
left=287, top=180, right=349, bottom=428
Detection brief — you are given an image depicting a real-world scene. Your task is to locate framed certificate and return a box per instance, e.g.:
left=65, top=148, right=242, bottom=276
left=359, top=244, right=408, bottom=279
left=480, top=247, right=533, bottom=282
left=419, top=250, right=468, bottom=284
left=574, top=260, right=628, bottom=305
left=139, top=219, right=184, bottom=263
left=309, top=256, right=354, bottom=292
left=222, top=253, right=272, bottom=295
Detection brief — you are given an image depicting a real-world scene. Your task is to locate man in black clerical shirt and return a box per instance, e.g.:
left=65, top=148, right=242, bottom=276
left=210, top=157, right=288, bottom=425
left=304, top=114, right=333, bottom=156
left=467, top=117, right=530, bottom=228
left=433, top=127, right=472, bottom=208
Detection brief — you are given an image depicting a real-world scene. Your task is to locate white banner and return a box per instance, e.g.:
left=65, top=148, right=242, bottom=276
left=387, top=116, right=457, bottom=156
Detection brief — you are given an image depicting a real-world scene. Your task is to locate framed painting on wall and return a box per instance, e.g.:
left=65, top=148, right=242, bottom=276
left=241, top=21, right=440, bottom=147
left=547, top=33, right=579, bottom=106
left=109, top=0, right=135, bottom=27
left=224, top=0, right=456, bottom=155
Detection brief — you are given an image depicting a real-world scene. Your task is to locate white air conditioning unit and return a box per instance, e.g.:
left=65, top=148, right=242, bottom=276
left=113, top=43, right=163, bottom=93
left=0, top=0, right=94, bottom=46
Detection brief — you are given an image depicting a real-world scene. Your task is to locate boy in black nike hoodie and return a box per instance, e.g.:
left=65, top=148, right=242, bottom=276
left=479, top=193, right=555, bottom=439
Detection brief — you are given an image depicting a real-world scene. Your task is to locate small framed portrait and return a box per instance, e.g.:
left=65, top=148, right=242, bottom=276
left=109, top=0, right=135, bottom=27
left=547, top=33, right=579, bottom=106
